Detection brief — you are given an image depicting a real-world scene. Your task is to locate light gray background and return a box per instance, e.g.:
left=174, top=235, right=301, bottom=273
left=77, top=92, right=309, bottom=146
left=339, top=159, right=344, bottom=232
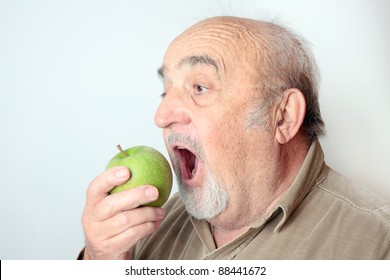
left=0, top=0, right=389, bottom=259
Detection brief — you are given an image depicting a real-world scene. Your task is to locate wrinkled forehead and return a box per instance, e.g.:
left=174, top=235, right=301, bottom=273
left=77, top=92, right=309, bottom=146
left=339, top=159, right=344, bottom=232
left=161, top=17, right=265, bottom=80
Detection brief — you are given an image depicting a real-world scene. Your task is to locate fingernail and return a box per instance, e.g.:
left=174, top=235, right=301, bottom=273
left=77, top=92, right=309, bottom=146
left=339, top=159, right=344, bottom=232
left=145, top=187, right=158, bottom=198
left=115, top=167, right=128, bottom=179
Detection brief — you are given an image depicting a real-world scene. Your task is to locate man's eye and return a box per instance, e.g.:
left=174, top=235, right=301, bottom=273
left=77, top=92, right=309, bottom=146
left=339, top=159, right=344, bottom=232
left=194, top=84, right=207, bottom=95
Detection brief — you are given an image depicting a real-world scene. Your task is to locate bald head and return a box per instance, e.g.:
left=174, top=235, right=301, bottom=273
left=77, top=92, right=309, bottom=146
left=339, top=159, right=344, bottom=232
left=164, top=17, right=268, bottom=77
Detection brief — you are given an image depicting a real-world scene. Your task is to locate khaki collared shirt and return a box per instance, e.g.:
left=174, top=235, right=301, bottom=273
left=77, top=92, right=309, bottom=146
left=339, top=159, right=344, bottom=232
left=133, top=141, right=390, bottom=259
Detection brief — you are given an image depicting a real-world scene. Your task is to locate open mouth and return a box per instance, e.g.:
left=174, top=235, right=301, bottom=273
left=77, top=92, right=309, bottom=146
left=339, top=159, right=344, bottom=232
left=173, top=146, right=200, bottom=181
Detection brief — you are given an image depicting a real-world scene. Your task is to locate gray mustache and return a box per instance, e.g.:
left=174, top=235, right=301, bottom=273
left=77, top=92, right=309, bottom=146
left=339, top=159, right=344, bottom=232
left=167, top=132, right=205, bottom=161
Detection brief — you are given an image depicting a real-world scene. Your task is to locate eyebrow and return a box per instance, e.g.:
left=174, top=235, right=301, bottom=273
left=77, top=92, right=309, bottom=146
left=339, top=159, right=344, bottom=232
left=157, top=55, right=219, bottom=80
left=180, top=55, right=219, bottom=71
left=157, top=66, right=165, bottom=80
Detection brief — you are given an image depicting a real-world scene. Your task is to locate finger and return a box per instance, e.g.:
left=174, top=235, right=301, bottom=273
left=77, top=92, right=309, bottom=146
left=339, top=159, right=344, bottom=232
left=90, top=185, right=159, bottom=221
left=104, top=220, right=162, bottom=258
left=100, top=207, right=165, bottom=239
left=86, top=166, right=131, bottom=207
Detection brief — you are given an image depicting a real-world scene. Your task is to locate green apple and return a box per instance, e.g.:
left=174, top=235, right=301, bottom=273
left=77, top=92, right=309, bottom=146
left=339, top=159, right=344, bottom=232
left=106, top=145, right=173, bottom=207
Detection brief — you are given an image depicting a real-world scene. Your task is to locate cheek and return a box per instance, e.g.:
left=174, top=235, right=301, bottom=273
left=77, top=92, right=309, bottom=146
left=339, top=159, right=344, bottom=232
left=202, top=111, right=247, bottom=177
left=197, top=94, right=258, bottom=176
left=203, top=108, right=275, bottom=186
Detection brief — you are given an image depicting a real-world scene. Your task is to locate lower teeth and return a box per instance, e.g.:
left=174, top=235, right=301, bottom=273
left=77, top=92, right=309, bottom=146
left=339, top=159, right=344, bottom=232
left=191, top=169, right=196, bottom=177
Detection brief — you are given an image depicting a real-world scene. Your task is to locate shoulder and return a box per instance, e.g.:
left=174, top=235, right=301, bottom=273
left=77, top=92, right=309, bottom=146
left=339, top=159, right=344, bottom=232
left=292, top=167, right=390, bottom=258
left=317, top=168, right=390, bottom=225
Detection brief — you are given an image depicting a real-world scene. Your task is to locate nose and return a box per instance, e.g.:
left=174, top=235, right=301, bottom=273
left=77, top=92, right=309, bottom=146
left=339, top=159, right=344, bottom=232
left=154, top=90, right=191, bottom=129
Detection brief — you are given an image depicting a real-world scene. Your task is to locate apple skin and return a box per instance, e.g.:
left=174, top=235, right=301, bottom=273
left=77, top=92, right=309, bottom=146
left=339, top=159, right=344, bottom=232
left=106, top=145, right=173, bottom=207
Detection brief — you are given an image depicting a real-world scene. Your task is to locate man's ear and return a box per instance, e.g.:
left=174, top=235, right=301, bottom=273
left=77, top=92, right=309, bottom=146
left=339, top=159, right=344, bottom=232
left=274, top=88, right=306, bottom=144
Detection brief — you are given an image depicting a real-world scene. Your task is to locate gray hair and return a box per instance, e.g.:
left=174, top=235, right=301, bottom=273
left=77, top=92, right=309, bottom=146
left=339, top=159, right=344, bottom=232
left=247, top=21, right=325, bottom=140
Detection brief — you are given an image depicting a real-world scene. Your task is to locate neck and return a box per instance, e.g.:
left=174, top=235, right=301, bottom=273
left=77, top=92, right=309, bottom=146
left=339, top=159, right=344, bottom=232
left=276, top=134, right=310, bottom=193
left=210, top=135, right=311, bottom=248
left=211, top=225, right=250, bottom=248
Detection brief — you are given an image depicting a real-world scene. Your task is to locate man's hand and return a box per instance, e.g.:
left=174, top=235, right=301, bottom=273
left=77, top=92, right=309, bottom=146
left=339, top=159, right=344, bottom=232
left=82, top=166, right=165, bottom=259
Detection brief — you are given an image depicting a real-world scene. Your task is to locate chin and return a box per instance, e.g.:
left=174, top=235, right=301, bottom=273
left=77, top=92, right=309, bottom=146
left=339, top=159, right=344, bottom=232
left=177, top=171, right=229, bottom=221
